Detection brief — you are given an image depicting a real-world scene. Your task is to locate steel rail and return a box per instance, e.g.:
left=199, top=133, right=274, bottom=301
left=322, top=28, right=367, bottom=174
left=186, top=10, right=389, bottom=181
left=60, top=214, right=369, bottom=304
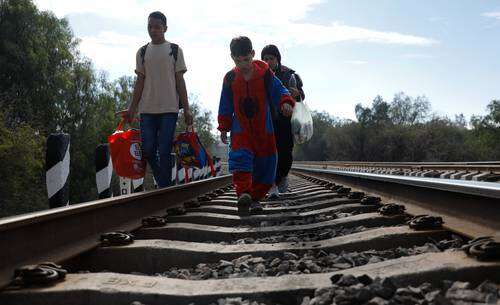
left=0, top=175, right=232, bottom=289
left=292, top=166, right=500, bottom=240
left=293, top=161, right=500, bottom=173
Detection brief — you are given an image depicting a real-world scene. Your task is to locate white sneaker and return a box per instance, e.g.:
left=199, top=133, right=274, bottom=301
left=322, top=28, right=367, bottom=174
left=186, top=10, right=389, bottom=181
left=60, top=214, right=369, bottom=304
left=268, top=184, right=279, bottom=200
left=277, top=176, right=289, bottom=193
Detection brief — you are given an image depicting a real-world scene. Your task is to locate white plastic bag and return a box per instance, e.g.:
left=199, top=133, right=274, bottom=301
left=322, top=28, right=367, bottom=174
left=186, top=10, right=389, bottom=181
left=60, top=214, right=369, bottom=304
left=291, top=101, right=313, bottom=144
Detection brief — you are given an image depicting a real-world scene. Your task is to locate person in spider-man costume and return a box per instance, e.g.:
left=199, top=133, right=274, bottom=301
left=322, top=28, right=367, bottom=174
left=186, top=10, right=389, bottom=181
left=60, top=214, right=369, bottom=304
left=218, top=36, right=295, bottom=215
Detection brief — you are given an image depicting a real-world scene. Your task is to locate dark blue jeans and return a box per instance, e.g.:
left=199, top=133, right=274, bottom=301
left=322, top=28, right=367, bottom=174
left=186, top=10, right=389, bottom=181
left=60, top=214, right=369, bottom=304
left=140, top=113, right=178, bottom=188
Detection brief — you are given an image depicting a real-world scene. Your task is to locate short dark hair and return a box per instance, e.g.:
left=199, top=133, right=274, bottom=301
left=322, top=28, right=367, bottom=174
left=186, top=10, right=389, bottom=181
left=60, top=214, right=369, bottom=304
left=230, top=36, right=253, bottom=57
left=149, top=11, right=167, bottom=26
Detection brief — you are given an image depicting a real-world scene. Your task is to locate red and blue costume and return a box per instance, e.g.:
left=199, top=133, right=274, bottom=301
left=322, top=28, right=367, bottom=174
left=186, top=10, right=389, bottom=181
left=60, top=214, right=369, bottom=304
left=218, top=60, right=295, bottom=200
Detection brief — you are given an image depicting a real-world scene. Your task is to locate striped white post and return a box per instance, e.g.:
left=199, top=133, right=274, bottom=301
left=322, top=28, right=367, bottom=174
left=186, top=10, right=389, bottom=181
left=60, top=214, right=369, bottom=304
left=202, top=166, right=206, bottom=179
left=207, top=167, right=211, bottom=178
left=171, top=153, right=177, bottom=185
left=218, top=158, right=222, bottom=176
left=95, top=144, right=113, bottom=199
left=132, top=178, right=144, bottom=192
left=214, top=157, right=222, bottom=176
left=177, top=166, right=185, bottom=184
left=46, top=133, right=70, bottom=208
left=193, top=168, right=201, bottom=181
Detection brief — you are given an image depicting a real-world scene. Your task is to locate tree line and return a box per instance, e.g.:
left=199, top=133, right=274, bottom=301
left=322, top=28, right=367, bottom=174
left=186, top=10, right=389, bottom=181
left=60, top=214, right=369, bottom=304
left=294, top=93, right=500, bottom=162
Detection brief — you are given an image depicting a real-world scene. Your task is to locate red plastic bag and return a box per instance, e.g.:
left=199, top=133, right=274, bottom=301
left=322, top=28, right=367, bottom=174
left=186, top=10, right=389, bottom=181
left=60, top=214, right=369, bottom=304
left=108, top=119, right=146, bottom=179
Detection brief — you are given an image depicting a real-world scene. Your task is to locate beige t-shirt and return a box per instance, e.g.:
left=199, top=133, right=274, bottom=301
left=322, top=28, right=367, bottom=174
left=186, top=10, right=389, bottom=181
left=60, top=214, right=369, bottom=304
left=135, top=41, right=187, bottom=114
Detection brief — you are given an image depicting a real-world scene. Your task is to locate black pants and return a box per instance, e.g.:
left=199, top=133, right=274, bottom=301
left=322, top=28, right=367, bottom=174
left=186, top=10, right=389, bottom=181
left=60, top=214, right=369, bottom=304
left=274, top=114, right=294, bottom=185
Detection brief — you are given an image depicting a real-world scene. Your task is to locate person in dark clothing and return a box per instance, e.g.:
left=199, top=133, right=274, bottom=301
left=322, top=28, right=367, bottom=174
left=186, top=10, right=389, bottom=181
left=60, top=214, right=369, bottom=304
left=261, top=44, right=305, bottom=198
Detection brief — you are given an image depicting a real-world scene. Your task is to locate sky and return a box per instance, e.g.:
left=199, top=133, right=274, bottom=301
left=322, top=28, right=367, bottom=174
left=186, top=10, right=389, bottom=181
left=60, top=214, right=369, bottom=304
left=34, top=0, right=500, bottom=121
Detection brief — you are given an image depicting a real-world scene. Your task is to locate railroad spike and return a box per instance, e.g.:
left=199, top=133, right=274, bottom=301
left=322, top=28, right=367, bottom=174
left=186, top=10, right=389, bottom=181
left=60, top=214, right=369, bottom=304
left=360, top=196, right=382, bottom=206
left=378, top=203, right=406, bottom=216
left=142, top=216, right=166, bottom=228
left=408, top=215, right=443, bottom=230
left=100, top=231, right=134, bottom=247
left=348, top=191, right=365, bottom=200
left=462, top=236, right=500, bottom=261
left=13, top=263, right=67, bottom=287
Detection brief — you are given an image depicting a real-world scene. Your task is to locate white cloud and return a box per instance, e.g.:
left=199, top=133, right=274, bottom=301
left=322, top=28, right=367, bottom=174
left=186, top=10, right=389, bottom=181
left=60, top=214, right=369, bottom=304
left=344, top=60, right=368, bottom=65
left=401, top=54, right=435, bottom=59
left=482, top=12, right=500, bottom=20
left=34, top=0, right=437, bottom=121
left=78, top=31, right=143, bottom=77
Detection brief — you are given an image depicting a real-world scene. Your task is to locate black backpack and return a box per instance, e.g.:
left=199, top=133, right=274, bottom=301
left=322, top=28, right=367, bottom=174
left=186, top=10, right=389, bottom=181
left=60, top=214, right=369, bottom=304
left=140, top=42, right=179, bottom=64
left=223, top=68, right=278, bottom=121
left=139, top=42, right=183, bottom=109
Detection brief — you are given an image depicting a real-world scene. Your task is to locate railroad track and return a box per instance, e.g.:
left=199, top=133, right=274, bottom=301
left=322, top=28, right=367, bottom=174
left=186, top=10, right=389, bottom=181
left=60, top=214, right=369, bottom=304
left=293, top=161, right=500, bottom=182
left=0, top=169, right=499, bottom=305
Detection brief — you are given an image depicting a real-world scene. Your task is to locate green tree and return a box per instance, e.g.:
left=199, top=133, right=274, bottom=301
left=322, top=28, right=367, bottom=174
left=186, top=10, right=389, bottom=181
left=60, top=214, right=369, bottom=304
left=0, top=0, right=77, bottom=132
left=469, top=100, right=500, bottom=159
left=389, top=92, right=430, bottom=125
left=0, top=0, right=124, bottom=211
left=0, top=112, right=46, bottom=217
left=175, top=94, right=217, bottom=150
left=112, top=76, right=135, bottom=112
left=294, top=93, right=497, bottom=163
left=294, top=111, right=336, bottom=161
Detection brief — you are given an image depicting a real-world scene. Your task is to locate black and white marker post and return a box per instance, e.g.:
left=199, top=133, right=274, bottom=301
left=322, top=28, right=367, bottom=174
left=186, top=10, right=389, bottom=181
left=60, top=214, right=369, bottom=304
left=202, top=165, right=208, bottom=179
left=46, top=133, right=70, bottom=208
left=177, top=164, right=185, bottom=184
left=95, top=144, right=113, bottom=199
left=171, top=153, right=177, bottom=185
left=214, top=156, right=222, bottom=176
left=193, top=167, right=201, bottom=181
left=132, top=178, right=144, bottom=192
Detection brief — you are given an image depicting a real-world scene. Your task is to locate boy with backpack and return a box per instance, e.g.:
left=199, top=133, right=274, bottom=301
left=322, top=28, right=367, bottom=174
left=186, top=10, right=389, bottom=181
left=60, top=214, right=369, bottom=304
left=218, top=36, right=295, bottom=215
left=121, top=11, right=192, bottom=188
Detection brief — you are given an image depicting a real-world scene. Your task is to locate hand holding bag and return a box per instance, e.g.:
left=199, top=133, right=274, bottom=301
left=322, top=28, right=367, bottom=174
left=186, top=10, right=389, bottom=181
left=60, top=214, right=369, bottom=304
left=174, top=126, right=215, bottom=176
left=108, top=119, right=146, bottom=179
left=291, top=102, right=314, bottom=144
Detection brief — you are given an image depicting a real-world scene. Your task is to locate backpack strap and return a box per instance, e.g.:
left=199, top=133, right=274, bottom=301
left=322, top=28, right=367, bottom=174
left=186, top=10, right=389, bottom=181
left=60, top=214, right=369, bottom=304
left=169, top=43, right=182, bottom=109
left=263, top=69, right=277, bottom=121
left=293, top=72, right=305, bottom=101
left=223, top=70, right=236, bottom=87
left=140, top=43, right=149, bottom=65
left=170, top=43, right=179, bottom=62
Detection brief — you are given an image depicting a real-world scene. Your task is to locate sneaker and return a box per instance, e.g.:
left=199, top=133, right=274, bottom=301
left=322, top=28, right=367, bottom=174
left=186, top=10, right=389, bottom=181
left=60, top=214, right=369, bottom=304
left=249, top=201, right=263, bottom=213
left=267, top=184, right=279, bottom=200
left=237, top=193, right=252, bottom=215
left=277, top=176, right=289, bottom=193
